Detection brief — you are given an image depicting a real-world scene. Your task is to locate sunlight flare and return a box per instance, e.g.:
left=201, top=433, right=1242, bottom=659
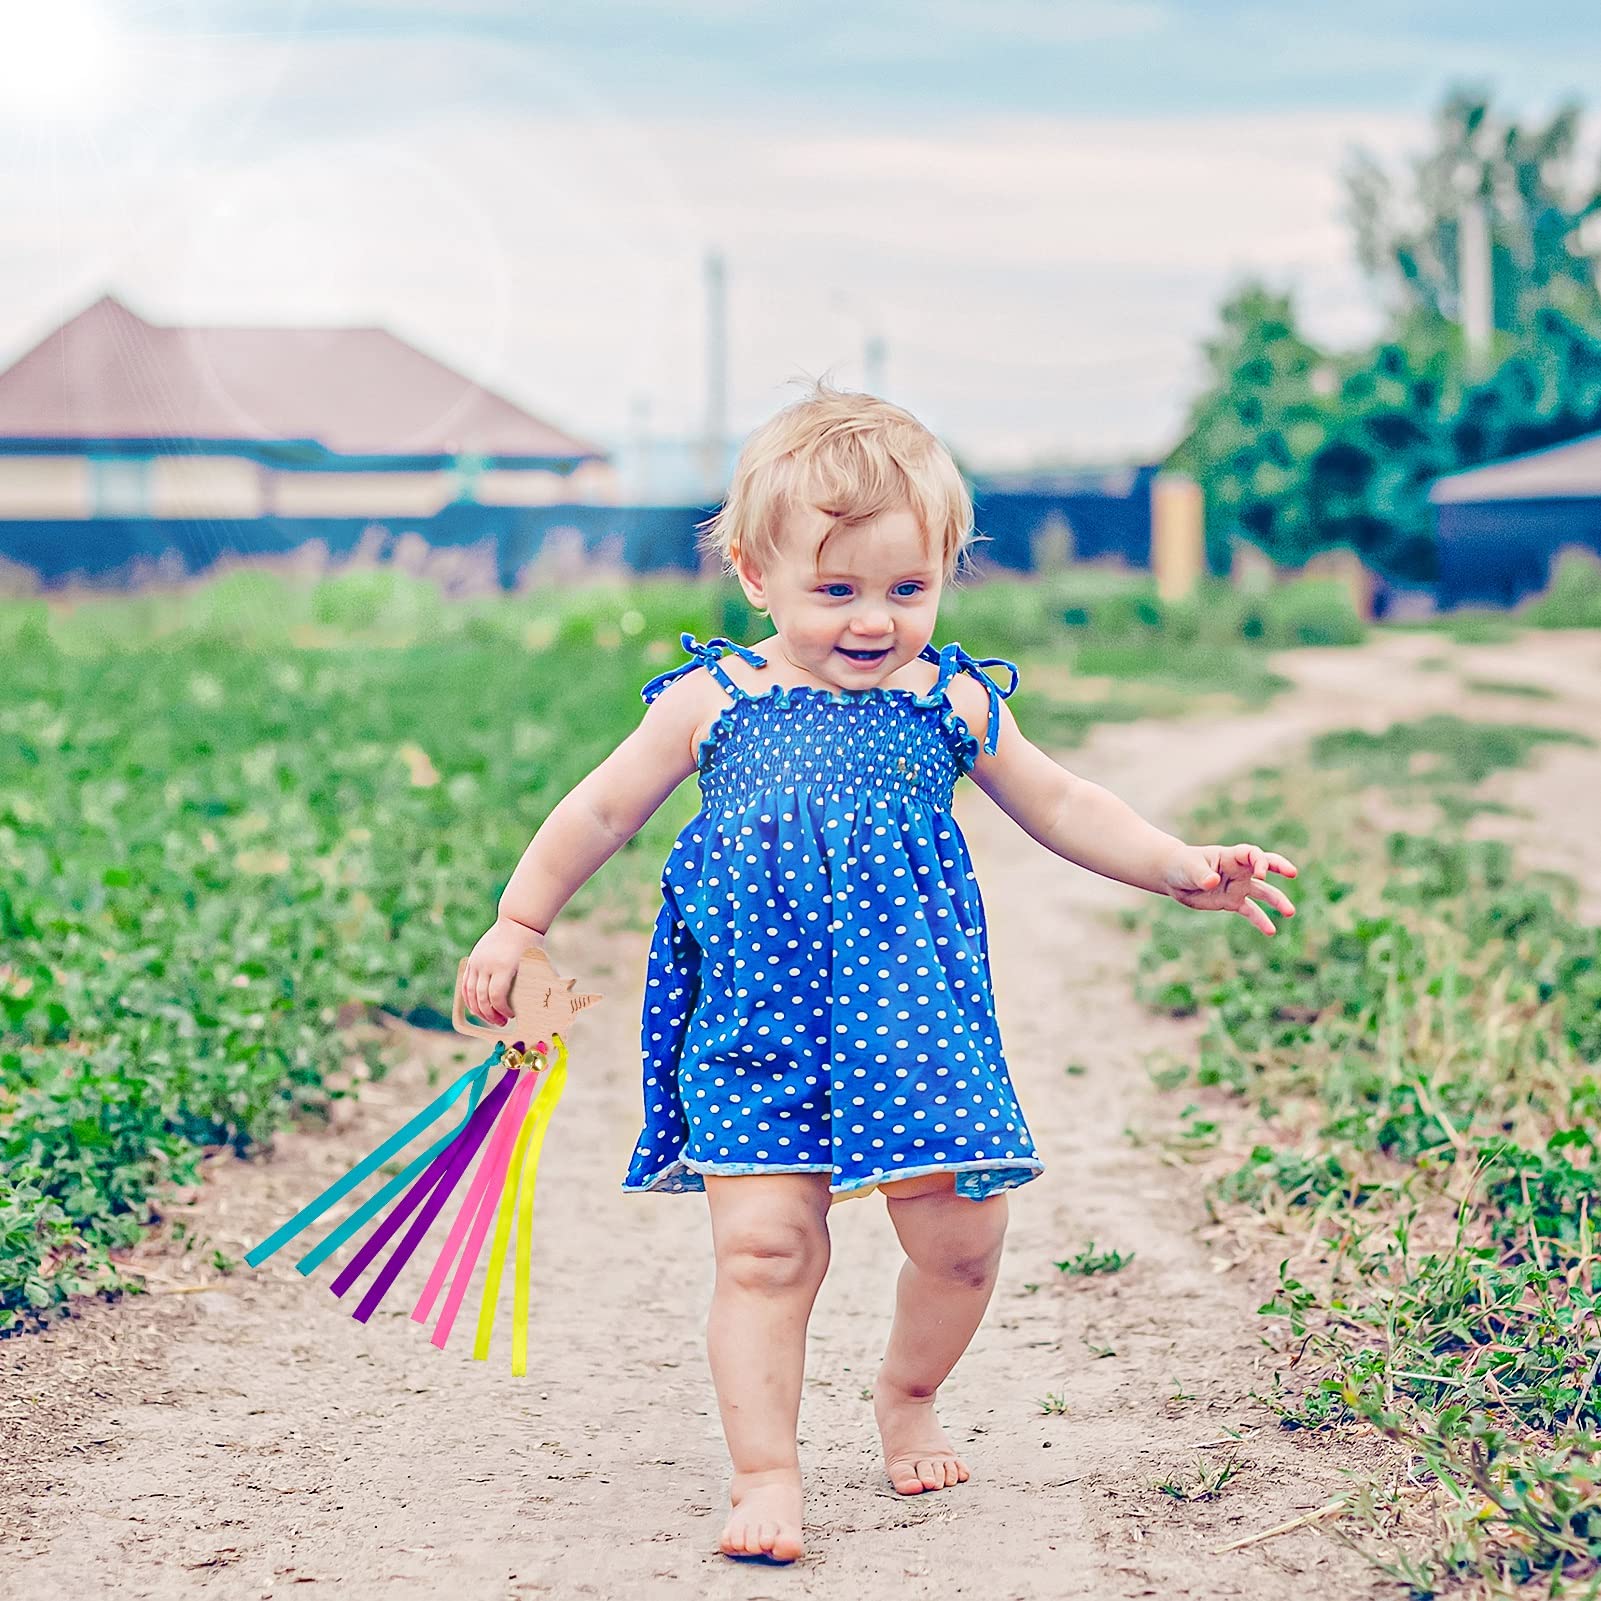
left=0, top=0, right=121, bottom=121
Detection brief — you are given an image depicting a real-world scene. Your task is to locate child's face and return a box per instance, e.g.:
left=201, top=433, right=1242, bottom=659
left=735, top=502, right=944, bottom=690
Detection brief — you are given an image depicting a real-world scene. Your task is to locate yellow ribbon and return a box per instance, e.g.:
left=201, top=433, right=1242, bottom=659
left=471, top=1035, right=570, bottom=1370
left=510, top=1037, right=568, bottom=1375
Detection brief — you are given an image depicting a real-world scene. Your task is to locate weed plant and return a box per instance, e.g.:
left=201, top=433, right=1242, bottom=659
left=1136, top=715, right=1601, bottom=1594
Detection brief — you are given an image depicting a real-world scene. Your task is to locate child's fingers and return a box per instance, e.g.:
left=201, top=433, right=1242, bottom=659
left=1173, top=851, right=1221, bottom=892
left=1263, top=852, right=1299, bottom=878
left=468, top=964, right=509, bottom=1027
left=485, top=970, right=512, bottom=1025
left=1236, top=898, right=1277, bottom=937
left=1231, top=842, right=1265, bottom=877
left=1249, top=876, right=1296, bottom=918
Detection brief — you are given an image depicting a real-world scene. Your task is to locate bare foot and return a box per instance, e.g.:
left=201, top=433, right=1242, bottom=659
left=873, top=1379, right=972, bottom=1494
left=720, top=1467, right=805, bottom=1563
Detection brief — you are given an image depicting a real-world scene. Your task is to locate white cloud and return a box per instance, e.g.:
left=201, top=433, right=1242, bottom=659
left=0, top=25, right=1426, bottom=464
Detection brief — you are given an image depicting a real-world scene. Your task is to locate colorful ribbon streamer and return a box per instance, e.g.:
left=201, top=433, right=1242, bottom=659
left=336, top=1070, right=515, bottom=1315
left=245, top=1035, right=569, bottom=1373
left=472, top=1037, right=569, bottom=1372
left=414, top=1065, right=539, bottom=1346
left=245, top=1048, right=499, bottom=1272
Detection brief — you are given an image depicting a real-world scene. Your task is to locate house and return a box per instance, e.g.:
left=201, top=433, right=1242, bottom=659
left=0, top=294, right=618, bottom=584
left=1430, top=431, right=1601, bottom=608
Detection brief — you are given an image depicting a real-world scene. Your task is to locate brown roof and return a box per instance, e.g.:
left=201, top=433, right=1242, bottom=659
left=0, top=294, right=606, bottom=463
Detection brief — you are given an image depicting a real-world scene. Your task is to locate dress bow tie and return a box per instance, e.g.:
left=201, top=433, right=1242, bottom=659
left=685, top=633, right=767, bottom=668
left=931, top=644, right=1020, bottom=756
left=640, top=634, right=769, bottom=703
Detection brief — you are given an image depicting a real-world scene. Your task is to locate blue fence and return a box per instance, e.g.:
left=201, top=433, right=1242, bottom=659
left=971, top=468, right=1157, bottom=570
left=0, top=503, right=718, bottom=589
left=1435, top=498, right=1601, bottom=609
left=0, top=480, right=1160, bottom=589
left=11, top=472, right=1599, bottom=611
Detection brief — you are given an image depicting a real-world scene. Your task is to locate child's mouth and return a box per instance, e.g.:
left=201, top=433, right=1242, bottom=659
left=837, top=647, right=890, bottom=665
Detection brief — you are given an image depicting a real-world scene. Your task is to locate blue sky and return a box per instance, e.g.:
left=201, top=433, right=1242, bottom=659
left=210, top=2, right=1601, bottom=119
left=2, top=2, right=1598, bottom=480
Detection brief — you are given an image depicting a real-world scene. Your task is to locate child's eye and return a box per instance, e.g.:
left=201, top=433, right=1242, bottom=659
left=817, top=582, right=922, bottom=599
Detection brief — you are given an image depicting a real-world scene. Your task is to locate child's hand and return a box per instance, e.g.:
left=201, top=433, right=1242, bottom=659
left=459, top=917, right=547, bottom=1028
left=1162, top=843, right=1299, bottom=936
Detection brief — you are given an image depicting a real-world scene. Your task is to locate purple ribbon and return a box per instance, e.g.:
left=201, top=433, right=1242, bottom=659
left=330, top=1068, right=515, bottom=1310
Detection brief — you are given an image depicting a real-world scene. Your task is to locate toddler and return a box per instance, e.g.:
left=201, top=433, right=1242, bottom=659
left=459, top=382, right=1296, bottom=1564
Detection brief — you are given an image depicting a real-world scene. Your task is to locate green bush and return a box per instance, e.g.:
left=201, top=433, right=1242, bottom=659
left=1254, top=577, right=1367, bottom=646
left=1524, top=548, right=1601, bottom=630
left=938, top=574, right=1058, bottom=659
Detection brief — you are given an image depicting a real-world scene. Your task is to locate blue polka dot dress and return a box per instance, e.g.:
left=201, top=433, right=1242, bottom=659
left=622, top=633, right=1044, bottom=1204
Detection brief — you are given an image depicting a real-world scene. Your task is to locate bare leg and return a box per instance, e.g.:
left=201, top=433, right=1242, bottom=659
left=703, top=1172, right=833, bottom=1562
left=873, top=1171, right=1008, bottom=1494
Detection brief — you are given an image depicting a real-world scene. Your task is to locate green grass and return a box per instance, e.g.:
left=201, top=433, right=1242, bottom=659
left=0, top=586, right=716, bottom=1328
left=1055, top=1242, right=1135, bottom=1276
left=0, top=563, right=1361, bottom=1331
left=1427, top=610, right=1522, bottom=645
left=1155, top=1456, right=1243, bottom=1501
left=1135, top=718, right=1601, bottom=1594
left=1311, top=714, right=1589, bottom=790
left=1463, top=677, right=1556, bottom=700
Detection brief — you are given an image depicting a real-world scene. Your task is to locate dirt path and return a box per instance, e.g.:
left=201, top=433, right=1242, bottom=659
left=5, top=632, right=1599, bottom=1601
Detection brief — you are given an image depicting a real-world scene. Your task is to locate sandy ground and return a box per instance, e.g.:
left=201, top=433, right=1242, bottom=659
left=4, top=630, right=1600, bottom=1601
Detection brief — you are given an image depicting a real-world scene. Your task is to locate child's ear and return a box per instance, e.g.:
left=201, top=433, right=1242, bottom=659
left=732, top=546, right=769, bottom=612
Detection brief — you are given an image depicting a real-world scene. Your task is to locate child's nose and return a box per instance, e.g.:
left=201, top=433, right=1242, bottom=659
left=853, top=608, right=892, bottom=636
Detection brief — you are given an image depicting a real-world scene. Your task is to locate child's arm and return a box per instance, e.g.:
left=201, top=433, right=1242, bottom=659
left=952, top=682, right=1298, bottom=936
left=459, top=674, right=711, bottom=1026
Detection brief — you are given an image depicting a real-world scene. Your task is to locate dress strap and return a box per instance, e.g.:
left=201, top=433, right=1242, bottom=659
left=640, top=632, right=769, bottom=705
left=925, top=642, right=1021, bottom=756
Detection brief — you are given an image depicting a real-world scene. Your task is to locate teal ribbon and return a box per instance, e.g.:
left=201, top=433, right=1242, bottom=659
left=245, top=1045, right=503, bottom=1274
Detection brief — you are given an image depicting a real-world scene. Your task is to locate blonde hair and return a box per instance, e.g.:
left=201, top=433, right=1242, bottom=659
left=699, top=379, right=976, bottom=582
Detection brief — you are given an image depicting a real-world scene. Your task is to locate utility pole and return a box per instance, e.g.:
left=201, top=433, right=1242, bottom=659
left=1457, top=166, right=1493, bottom=374
left=864, top=332, right=887, bottom=396
left=629, top=393, right=652, bottom=504
left=701, top=250, right=728, bottom=503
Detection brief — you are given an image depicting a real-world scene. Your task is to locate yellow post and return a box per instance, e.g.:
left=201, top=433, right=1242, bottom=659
left=1151, top=472, right=1204, bottom=602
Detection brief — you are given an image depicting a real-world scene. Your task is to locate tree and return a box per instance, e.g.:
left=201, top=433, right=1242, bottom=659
left=1171, top=88, right=1601, bottom=582
left=1346, top=90, right=1601, bottom=339
left=1167, top=284, right=1333, bottom=572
